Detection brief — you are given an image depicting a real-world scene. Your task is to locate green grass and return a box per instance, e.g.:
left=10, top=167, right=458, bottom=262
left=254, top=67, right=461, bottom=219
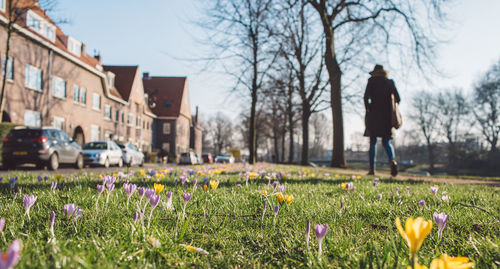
left=0, top=164, right=499, bottom=268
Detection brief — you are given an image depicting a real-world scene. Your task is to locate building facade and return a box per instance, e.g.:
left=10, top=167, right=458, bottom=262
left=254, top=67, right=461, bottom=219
left=0, top=1, right=155, bottom=151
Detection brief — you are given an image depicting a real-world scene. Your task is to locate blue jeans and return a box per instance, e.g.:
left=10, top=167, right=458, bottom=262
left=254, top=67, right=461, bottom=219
left=369, top=137, right=395, bottom=169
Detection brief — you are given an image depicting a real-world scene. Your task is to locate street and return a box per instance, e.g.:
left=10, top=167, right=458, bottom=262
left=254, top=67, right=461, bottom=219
left=0, top=163, right=173, bottom=177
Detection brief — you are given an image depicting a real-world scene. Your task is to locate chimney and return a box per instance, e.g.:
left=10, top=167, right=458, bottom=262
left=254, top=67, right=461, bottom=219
left=94, top=54, right=101, bottom=64
left=81, top=43, right=86, bottom=56
left=195, top=106, right=199, bottom=124
left=143, top=72, right=150, bottom=79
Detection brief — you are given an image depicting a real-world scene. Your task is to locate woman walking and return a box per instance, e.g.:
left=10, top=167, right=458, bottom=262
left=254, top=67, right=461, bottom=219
left=364, top=64, right=400, bottom=176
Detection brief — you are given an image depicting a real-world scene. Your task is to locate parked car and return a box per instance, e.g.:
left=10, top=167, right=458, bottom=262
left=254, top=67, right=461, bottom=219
left=202, top=153, right=213, bottom=163
left=215, top=153, right=235, bottom=164
left=117, top=143, right=144, bottom=167
left=179, top=152, right=198, bottom=165
left=82, top=141, right=123, bottom=168
left=2, top=127, right=83, bottom=170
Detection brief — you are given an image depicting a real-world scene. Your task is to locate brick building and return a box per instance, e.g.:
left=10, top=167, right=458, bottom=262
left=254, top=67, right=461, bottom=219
left=143, top=74, right=202, bottom=160
left=0, top=1, right=154, bottom=151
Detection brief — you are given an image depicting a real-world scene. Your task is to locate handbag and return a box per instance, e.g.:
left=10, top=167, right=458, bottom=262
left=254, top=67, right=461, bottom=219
left=391, top=94, right=402, bottom=129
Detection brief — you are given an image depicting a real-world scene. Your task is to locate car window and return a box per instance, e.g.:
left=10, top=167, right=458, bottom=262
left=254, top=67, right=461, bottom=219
left=83, top=142, right=107, bottom=150
left=47, top=130, right=59, bottom=141
left=117, top=144, right=125, bottom=149
left=8, top=129, right=42, bottom=138
left=60, top=131, right=71, bottom=142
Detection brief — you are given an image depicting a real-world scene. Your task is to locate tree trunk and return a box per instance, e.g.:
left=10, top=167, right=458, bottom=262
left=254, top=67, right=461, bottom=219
left=301, top=106, right=310, bottom=165
left=281, top=126, right=285, bottom=163
left=273, top=128, right=279, bottom=163
left=0, top=24, right=13, bottom=122
left=287, top=87, right=294, bottom=163
left=249, top=90, right=257, bottom=164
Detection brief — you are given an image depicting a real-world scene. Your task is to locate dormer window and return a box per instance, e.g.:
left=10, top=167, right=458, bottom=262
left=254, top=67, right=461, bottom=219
left=26, top=10, right=56, bottom=42
left=67, top=37, right=82, bottom=57
left=0, top=0, right=6, bottom=11
left=107, top=72, right=115, bottom=88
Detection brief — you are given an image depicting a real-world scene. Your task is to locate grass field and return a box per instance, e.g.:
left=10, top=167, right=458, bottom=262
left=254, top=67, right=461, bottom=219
left=0, top=164, right=498, bottom=268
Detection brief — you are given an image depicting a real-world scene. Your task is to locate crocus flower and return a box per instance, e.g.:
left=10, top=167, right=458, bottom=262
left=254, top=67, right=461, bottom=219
left=154, top=183, right=164, bottom=194
left=306, top=220, right=311, bottom=249
left=49, top=181, right=57, bottom=192
left=180, top=176, right=187, bottom=185
left=182, top=193, right=192, bottom=219
left=133, top=211, right=141, bottom=222
left=209, top=180, right=219, bottom=190
left=236, top=184, right=242, bottom=189
left=203, top=185, right=208, bottom=192
left=64, top=203, right=82, bottom=220
left=314, top=224, right=328, bottom=257
left=105, top=183, right=115, bottom=204
left=37, top=176, right=42, bottom=182
left=433, top=212, right=449, bottom=240
left=148, top=237, right=161, bottom=248
left=145, top=188, right=155, bottom=199
left=441, top=195, right=450, bottom=202
left=49, top=211, right=55, bottom=238
left=97, top=184, right=105, bottom=195
left=431, top=186, right=440, bottom=195
left=276, top=192, right=285, bottom=205
left=378, top=194, right=382, bottom=200
left=341, top=182, right=354, bottom=191
left=164, top=192, right=174, bottom=212
left=340, top=201, right=344, bottom=209
left=150, top=194, right=161, bottom=209
left=429, top=254, right=474, bottom=269
left=138, top=187, right=145, bottom=205
left=0, top=218, right=5, bottom=233
left=419, top=200, right=425, bottom=206
left=278, top=185, right=286, bottom=193
left=272, top=181, right=279, bottom=190
left=193, top=179, right=198, bottom=192
left=180, top=244, right=209, bottom=255
left=0, top=239, right=21, bottom=269
left=373, top=178, right=379, bottom=187
left=124, top=183, right=137, bottom=209
left=395, top=217, right=432, bottom=260
left=23, top=195, right=37, bottom=220
left=284, top=194, right=294, bottom=205
left=273, top=205, right=279, bottom=225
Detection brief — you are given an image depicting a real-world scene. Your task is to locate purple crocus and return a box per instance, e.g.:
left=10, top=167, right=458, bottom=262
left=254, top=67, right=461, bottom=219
left=434, top=212, right=449, bottom=240
left=133, top=211, right=141, bottom=222
left=0, top=239, right=21, bottom=269
left=273, top=181, right=279, bottom=190
left=49, top=211, right=55, bottom=237
left=149, top=194, right=161, bottom=209
left=138, top=187, right=145, bottom=205
left=0, top=218, right=5, bottom=233
left=193, top=179, right=198, bottom=192
left=97, top=184, right=105, bottom=195
left=145, top=188, right=155, bottom=199
left=23, top=195, right=37, bottom=220
left=431, top=186, right=439, bottom=195
left=51, top=181, right=58, bottom=192
left=37, top=176, right=43, bottom=182
left=180, top=176, right=187, bottom=185
left=419, top=200, right=425, bottom=206
left=378, top=194, right=382, bottom=200
left=306, top=220, right=311, bottom=249
left=340, top=201, right=344, bottom=209
left=124, top=183, right=137, bottom=209
left=64, top=203, right=77, bottom=219
left=105, top=183, right=115, bottom=204
left=278, top=185, right=286, bottom=193
left=314, top=224, right=328, bottom=257
left=373, top=178, right=379, bottom=188
left=183, top=193, right=192, bottom=204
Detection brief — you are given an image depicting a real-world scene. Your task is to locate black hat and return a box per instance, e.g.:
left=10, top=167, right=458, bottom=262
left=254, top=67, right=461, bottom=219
left=369, top=64, right=388, bottom=77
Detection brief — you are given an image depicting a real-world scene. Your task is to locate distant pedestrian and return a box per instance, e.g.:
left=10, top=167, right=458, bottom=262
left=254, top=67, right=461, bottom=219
left=363, top=64, right=400, bottom=176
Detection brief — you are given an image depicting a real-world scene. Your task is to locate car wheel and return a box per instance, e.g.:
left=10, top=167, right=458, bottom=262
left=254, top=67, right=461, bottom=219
left=75, top=154, right=84, bottom=169
left=48, top=153, right=59, bottom=171
left=104, top=157, right=110, bottom=168
left=118, top=158, right=123, bottom=168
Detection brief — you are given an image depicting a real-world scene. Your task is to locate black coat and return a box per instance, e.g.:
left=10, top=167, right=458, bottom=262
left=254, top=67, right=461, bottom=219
left=363, top=76, right=400, bottom=138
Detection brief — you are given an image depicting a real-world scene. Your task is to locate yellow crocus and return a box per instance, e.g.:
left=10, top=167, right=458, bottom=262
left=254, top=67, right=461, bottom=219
left=429, top=254, right=474, bottom=269
left=203, top=185, right=208, bottom=192
left=113, top=173, right=118, bottom=178
left=284, top=194, right=294, bottom=205
left=154, top=183, right=164, bottom=194
left=140, top=169, right=146, bottom=177
left=262, top=190, right=267, bottom=196
left=209, top=180, right=219, bottom=190
left=55, top=174, right=62, bottom=180
left=276, top=192, right=284, bottom=205
left=395, top=217, right=433, bottom=258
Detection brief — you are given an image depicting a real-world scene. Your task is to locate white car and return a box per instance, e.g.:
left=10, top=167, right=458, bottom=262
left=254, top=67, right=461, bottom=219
left=215, top=153, right=235, bottom=164
left=82, top=141, right=123, bottom=168
left=118, top=143, right=144, bottom=167
left=179, top=152, right=198, bottom=165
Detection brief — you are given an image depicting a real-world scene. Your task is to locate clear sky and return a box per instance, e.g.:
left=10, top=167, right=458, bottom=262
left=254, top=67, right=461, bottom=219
left=49, top=0, right=500, bottom=147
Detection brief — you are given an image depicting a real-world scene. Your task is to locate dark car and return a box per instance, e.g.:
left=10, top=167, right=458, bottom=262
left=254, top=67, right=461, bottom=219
left=202, top=153, right=213, bottom=163
left=2, top=127, right=83, bottom=170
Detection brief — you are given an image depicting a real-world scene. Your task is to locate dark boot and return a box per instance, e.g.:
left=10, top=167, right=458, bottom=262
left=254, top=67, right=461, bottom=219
left=390, top=160, right=398, bottom=177
left=367, top=168, right=375, bottom=175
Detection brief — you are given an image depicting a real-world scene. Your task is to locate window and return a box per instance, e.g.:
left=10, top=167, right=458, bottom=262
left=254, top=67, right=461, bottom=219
left=44, top=27, right=55, bottom=42
left=52, top=76, right=66, bottom=98
left=27, top=13, right=41, bottom=32
left=80, top=88, right=86, bottom=104
left=115, top=110, right=119, bottom=122
left=2, top=56, right=13, bottom=81
left=104, top=104, right=111, bottom=120
left=67, top=37, right=81, bottom=57
left=127, top=114, right=133, bottom=126
left=90, top=125, right=100, bottom=141
left=25, top=64, right=42, bottom=91
left=136, top=116, right=141, bottom=128
left=162, top=143, right=170, bottom=152
left=107, top=73, right=115, bottom=88
left=163, top=123, right=170, bottom=134
left=26, top=11, right=56, bottom=42
left=52, top=116, right=65, bottom=131
left=163, top=101, right=172, bottom=108
left=121, top=112, right=125, bottom=123
left=92, top=93, right=101, bottom=110
left=0, top=0, right=5, bottom=11
left=24, top=110, right=41, bottom=127
left=73, top=85, right=79, bottom=103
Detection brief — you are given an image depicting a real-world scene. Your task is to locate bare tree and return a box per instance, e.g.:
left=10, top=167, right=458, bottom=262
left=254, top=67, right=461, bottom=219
left=435, top=89, right=469, bottom=165
left=307, top=0, right=452, bottom=167
left=207, top=112, right=234, bottom=156
left=473, top=60, right=500, bottom=154
left=277, top=0, right=328, bottom=165
left=411, top=91, right=440, bottom=171
left=200, top=0, right=275, bottom=164
left=309, top=113, right=331, bottom=158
